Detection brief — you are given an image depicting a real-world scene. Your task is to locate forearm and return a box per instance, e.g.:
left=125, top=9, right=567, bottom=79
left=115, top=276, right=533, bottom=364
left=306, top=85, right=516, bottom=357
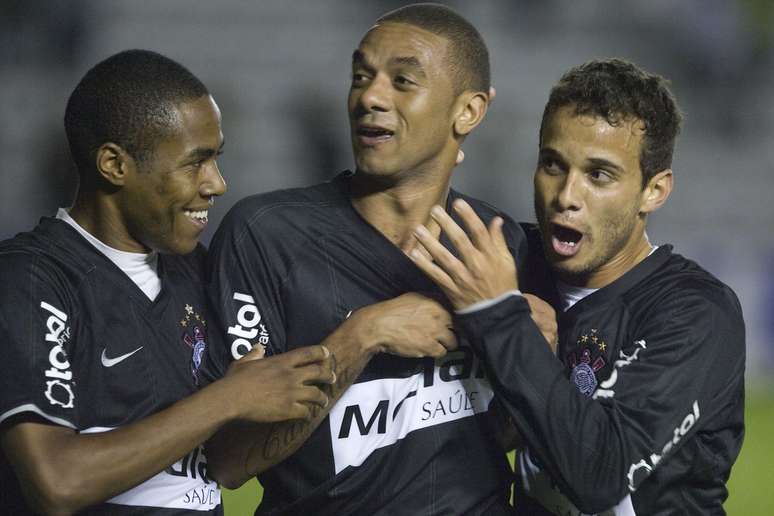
left=457, top=295, right=738, bottom=513
left=456, top=296, right=631, bottom=511
left=206, top=321, right=373, bottom=488
left=3, top=379, right=237, bottom=515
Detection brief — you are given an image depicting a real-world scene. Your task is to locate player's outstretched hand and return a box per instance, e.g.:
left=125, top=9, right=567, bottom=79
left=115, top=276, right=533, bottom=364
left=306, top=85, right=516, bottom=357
left=409, top=199, right=517, bottom=311
left=523, top=294, right=558, bottom=353
left=351, top=293, right=457, bottom=358
left=223, top=344, right=336, bottom=422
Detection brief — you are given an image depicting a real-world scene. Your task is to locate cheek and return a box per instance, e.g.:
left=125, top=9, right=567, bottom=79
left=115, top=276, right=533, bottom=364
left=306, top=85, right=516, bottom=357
left=347, top=92, right=358, bottom=115
left=533, top=176, right=554, bottom=207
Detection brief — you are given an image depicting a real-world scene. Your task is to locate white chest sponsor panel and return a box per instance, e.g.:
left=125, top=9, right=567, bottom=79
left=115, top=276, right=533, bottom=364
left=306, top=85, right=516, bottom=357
left=81, top=428, right=220, bottom=511
left=328, top=355, right=494, bottom=474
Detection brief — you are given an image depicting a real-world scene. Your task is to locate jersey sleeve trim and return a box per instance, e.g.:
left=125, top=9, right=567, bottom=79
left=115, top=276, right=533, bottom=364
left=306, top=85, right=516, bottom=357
left=0, top=403, right=76, bottom=429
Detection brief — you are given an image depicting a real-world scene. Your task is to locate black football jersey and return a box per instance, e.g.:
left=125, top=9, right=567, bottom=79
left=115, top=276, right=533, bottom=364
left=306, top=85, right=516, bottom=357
left=0, top=218, right=222, bottom=515
left=457, top=224, right=745, bottom=515
left=203, top=172, right=528, bottom=515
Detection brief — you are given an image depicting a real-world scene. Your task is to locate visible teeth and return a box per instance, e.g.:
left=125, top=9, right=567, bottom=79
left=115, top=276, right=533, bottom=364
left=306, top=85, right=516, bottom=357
left=184, top=209, right=208, bottom=222
left=563, top=241, right=576, bottom=247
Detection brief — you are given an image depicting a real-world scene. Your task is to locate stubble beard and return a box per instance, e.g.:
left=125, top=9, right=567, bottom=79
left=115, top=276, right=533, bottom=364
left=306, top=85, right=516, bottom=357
left=536, top=200, right=640, bottom=286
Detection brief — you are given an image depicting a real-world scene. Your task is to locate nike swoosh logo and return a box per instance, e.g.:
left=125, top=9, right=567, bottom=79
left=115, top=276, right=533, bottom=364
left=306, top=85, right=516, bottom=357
left=101, top=347, right=143, bottom=367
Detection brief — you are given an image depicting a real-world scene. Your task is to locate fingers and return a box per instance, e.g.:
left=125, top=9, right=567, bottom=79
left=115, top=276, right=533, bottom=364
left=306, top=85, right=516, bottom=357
left=301, top=385, right=330, bottom=410
left=239, top=343, right=267, bottom=362
left=488, top=216, right=510, bottom=256
left=451, top=199, right=490, bottom=250
left=286, top=344, right=330, bottom=367
left=438, top=328, right=458, bottom=351
left=523, top=294, right=555, bottom=318
left=423, top=341, right=449, bottom=358
left=412, top=224, right=468, bottom=283
left=299, top=357, right=337, bottom=386
left=429, top=206, right=478, bottom=259
left=409, top=244, right=459, bottom=296
left=523, top=294, right=558, bottom=352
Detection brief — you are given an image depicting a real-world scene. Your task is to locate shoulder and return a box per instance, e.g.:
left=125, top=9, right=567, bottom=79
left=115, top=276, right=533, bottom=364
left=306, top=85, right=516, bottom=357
left=449, top=190, right=525, bottom=244
left=450, top=190, right=512, bottom=224
left=214, top=179, right=346, bottom=248
left=0, top=220, right=89, bottom=294
left=627, top=249, right=744, bottom=353
left=641, top=250, right=741, bottom=318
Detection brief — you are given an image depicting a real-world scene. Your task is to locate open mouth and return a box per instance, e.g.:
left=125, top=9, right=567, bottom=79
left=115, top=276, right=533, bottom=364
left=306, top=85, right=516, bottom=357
left=550, top=223, right=583, bottom=257
left=184, top=209, right=209, bottom=228
left=356, top=125, right=394, bottom=146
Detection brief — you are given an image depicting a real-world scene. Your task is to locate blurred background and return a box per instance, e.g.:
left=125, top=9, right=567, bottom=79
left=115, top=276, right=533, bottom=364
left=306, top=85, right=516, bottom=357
left=1, top=0, right=772, bottom=513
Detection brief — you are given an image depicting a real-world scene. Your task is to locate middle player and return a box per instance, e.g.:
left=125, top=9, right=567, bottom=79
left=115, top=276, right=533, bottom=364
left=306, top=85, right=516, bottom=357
left=202, top=4, right=529, bottom=515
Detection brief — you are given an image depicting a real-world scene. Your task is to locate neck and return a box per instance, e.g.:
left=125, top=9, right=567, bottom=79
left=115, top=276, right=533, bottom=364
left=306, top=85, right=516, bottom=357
left=69, top=191, right=149, bottom=253
left=349, top=169, right=452, bottom=252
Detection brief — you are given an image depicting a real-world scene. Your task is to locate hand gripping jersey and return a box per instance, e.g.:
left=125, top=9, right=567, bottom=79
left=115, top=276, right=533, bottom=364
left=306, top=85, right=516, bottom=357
left=456, top=224, right=745, bottom=515
left=203, top=172, right=527, bottom=515
left=0, top=218, right=222, bottom=515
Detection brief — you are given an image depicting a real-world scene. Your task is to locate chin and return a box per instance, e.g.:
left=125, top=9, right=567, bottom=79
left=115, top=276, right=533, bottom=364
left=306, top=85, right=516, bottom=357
left=158, top=240, right=199, bottom=256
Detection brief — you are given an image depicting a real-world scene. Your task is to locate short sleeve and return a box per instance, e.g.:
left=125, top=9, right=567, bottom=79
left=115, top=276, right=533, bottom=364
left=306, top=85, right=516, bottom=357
left=0, top=252, right=78, bottom=429
left=201, top=200, right=288, bottom=382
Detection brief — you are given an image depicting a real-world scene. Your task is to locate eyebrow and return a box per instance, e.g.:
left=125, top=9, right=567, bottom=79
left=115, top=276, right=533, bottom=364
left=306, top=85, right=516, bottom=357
left=538, top=147, right=562, bottom=160
left=352, top=50, right=367, bottom=66
left=540, top=147, right=624, bottom=173
left=352, top=50, right=427, bottom=77
left=587, top=157, right=623, bottom=173
left=185, top=139, right=225, bottom=162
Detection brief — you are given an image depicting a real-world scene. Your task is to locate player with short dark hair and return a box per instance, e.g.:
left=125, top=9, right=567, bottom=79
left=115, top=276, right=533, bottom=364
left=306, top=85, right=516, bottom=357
left=411, top=58, right=745, bottom=514
left=0, top=49, right=335, bottom=515
left=540, top=58, right=682, bottom=187
left=64, top=49, right=210, bottom=174
left=376, top=2, right=490, bottom=94
left=201, top=4, right=543, bottom=515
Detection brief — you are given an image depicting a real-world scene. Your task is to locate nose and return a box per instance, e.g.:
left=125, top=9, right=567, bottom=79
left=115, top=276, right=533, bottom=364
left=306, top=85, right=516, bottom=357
left=555, top=170, right=583, bottom=212
left=201, top=160, right=226, bottom=198
left=357, top=74, right=391, bottom=113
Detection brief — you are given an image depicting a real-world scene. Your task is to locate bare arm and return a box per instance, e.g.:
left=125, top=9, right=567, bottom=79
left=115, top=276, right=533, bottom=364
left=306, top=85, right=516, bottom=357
left=206, top=293, right=457, bottom=489
left=1, top=345, right=334, bottom=516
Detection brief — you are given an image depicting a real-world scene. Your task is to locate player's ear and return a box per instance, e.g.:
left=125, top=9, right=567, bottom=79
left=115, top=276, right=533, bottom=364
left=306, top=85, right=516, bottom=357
left=453, top=90, right=488, bottom=137
left=96, top=142, right=134, bottom=187
left=640, top=169, right=673, bottom=214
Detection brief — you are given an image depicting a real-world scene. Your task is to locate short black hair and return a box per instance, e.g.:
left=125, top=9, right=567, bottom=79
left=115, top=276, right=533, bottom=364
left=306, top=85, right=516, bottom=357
left=540, top=58, right=682, bottom=186
left=64, top=49, right=209, bottom=177
left=377, top=3, right=490, bottom=94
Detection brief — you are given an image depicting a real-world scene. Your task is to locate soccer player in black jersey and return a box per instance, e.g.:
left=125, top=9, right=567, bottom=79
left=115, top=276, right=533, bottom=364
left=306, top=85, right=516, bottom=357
left=412, top=59, right=745, bottom=514
left=202, top=4, right=555, bottom=515
left=0, top=50, right=335, bottom=515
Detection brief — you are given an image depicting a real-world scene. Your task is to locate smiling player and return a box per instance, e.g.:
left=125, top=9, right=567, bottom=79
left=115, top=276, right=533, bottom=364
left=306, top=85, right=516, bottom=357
left=0, top=50, right=335, bottom=515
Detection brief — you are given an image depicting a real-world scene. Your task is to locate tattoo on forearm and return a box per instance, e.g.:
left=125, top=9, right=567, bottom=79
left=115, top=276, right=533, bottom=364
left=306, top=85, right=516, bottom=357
left=260, top=405, right=323, bottom=461
left=256, top=351, right=364, bottom=464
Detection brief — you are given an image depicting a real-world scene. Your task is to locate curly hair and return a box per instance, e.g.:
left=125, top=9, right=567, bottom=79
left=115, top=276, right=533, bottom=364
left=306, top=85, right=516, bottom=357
left=64, top=49, right=208, bottom=178
left=377, top=3, right=490, bottom=94
left=540, top=59, right=682, bottom=186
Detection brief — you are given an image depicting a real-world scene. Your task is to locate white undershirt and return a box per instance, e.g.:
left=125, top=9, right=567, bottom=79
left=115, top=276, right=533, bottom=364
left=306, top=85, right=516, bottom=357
left=556, top=281, right=598, bottom=312
left=57, top=208, right=161, bottom=300
left=556, top=245, right=659, bottom=312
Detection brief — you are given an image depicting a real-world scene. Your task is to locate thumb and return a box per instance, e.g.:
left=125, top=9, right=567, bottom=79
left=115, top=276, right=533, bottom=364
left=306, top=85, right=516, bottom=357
left=239, top=343, right=267, bottom=362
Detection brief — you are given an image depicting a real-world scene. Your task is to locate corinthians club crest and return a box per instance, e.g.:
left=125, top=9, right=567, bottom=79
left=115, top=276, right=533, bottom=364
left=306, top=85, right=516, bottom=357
left=566, top=328, right=608, bottom=397
left=180, top=303, right=208, bottom=385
